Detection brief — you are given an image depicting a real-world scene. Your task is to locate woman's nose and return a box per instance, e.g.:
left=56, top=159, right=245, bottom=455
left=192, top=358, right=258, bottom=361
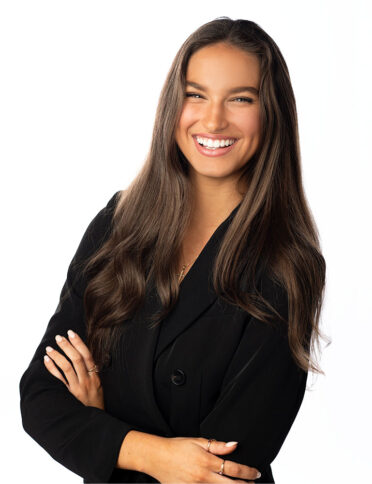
left=202, top=103, right=228, bottom=132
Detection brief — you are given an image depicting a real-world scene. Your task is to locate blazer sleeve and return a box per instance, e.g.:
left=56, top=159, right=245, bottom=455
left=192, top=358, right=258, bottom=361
left=19, top=191, right=144, bottom=483
left=199, top=274, right=308, bottom=478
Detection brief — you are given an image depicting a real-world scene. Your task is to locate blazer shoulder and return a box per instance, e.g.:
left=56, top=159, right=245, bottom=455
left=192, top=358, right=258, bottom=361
left=77, top=191, right=120, bottom=252
left=67, top=191, right=121, bottom=295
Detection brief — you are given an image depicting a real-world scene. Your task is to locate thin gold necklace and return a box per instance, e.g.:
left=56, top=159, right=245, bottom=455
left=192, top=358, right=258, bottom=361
left=176, top=257, right=196, bottom=283
left=176, top=262, right=190, bottom=283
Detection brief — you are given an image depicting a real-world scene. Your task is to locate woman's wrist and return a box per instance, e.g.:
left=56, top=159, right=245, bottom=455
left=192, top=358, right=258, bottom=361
left=116, top=429, right=167, bottom=475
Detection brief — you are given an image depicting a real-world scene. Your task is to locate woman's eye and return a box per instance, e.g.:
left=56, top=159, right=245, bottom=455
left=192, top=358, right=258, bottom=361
left=185, top=92, right=202, bottom=99
left=233, top=97, right=254, bottom=104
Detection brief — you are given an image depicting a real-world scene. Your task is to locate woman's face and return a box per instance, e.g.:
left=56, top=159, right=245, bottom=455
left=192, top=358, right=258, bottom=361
left=175, top=42, right=261, bottom=185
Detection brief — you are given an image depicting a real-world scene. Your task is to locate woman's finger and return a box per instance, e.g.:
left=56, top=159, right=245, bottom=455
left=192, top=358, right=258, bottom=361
left=43, top=353, right=69, bottom=387
left=52, top=333, right=95, bottom=384
left=66, top=329, right=97, bottom=376
left=45, top=344, right=80, bottom=389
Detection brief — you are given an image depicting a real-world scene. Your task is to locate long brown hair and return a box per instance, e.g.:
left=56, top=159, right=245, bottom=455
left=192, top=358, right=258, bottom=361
left=81, top=17, right=328, bottom=375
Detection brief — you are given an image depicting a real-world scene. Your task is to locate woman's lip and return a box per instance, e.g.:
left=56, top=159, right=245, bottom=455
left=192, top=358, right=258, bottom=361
left=192, top=136, right=237, bottom=157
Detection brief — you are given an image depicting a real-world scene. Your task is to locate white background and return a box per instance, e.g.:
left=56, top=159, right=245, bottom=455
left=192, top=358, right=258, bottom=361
left=1, top=1, right=371, bottom=482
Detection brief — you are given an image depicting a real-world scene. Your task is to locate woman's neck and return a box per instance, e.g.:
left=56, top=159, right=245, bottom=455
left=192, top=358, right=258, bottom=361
left=188, top=179, right=245, bottom=232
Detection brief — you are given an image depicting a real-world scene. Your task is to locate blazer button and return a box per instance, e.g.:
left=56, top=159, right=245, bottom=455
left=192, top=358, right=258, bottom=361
left=171, top=368, right=186, bottom=386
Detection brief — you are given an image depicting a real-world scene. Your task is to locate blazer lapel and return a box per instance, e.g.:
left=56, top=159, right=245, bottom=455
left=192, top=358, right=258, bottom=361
left=154, top=201, right=242, bottom=361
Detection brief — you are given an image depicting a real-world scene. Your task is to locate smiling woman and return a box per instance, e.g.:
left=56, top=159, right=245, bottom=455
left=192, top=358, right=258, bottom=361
left=19, top=16, right=327, bottom=484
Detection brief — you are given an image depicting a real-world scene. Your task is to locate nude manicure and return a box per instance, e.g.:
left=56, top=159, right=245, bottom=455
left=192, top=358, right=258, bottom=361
left=225, top=441, right=238, bottom=447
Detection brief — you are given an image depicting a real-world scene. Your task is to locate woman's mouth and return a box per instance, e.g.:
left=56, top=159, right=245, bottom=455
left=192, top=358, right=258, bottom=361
left=192, top=135, right=238, bottom=157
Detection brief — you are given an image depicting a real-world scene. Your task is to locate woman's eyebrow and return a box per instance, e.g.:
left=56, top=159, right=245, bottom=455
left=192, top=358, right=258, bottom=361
left=185, top=80, right=259, bottom=95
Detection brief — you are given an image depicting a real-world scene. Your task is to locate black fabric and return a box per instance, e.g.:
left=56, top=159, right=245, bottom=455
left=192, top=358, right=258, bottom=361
left=19, top=192, right=308, bottom=483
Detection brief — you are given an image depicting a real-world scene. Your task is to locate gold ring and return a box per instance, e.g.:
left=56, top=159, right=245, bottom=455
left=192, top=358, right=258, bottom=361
left=87, top=364, right=99, bottom=373
left=207, top=438, right=216, bottom=452
left=218, top=459, right=225, bottom=475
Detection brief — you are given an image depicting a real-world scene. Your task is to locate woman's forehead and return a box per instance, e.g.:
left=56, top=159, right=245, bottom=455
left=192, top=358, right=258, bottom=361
left=186, top=44, right=260, bottom=89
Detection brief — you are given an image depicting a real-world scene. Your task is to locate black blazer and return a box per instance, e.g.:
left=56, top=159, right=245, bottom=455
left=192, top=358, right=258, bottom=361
left=19, top=192, right=308, bottom=483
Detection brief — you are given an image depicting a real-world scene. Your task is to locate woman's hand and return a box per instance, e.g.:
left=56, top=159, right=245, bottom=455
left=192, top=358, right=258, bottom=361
left=145, top=436, right=261, bottom=483
left=43, top=329, right=105, bottom=410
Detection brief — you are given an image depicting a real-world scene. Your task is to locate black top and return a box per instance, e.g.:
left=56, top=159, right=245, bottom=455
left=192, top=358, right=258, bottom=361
left=19, top=192, right=308, bottom=483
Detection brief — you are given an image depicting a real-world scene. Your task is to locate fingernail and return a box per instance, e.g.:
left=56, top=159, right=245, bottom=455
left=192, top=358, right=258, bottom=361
left=67, top=329, right=75, bottom=338
left=225, top=441, right=238, bottom=447
left=256, top=471, right=261, bottom=478
left=44, top=355, right=50, bottom=362
left=46, top=346, right=53, bottom=352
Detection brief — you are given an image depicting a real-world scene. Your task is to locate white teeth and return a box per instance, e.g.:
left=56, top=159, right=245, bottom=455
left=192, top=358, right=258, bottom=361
left=196, top=136, right=235, bottom=149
